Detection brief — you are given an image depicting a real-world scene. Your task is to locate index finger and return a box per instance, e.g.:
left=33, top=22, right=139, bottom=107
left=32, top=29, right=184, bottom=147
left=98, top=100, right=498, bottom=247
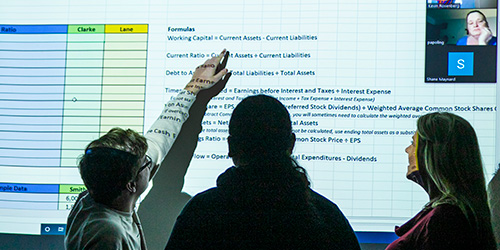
left=216, top=49, right=226, bottom=62
left=206, top=49, right=226, bottom=66
left=216, top=50, right=229, bottom=74
left=221, top=50, right=229, bottom=67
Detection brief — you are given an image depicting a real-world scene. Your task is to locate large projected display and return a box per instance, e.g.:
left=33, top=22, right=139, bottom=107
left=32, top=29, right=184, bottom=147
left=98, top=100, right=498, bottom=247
left=0, top=0, right=498, bottom=237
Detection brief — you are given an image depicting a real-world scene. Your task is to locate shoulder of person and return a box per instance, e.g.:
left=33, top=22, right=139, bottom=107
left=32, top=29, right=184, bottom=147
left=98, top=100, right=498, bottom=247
left=490, top=36, right=497, bottom=45
left=190, top=187, right=220, bottom=202
left=179, top=187, right=221, bottom=213
left=308, top=189, right=352, bottom=223
left=426, top=204, right=469, bottom=232
left=309, top=189, right=341, bottom=210
left=456, top=36, right=468, bottom=45
left=72, top=216, right=131, bottom=250
left=85, top=213, right=128, bottom=234
left=80, top=230, right=125, bottom=250
left=429, top=204, right=465, bottom=217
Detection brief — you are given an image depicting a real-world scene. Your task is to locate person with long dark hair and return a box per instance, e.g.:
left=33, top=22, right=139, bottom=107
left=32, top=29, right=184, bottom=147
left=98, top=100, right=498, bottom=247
left=166, top=95, right=360, bottom=250
left=386, top=112, right=496, bottom=249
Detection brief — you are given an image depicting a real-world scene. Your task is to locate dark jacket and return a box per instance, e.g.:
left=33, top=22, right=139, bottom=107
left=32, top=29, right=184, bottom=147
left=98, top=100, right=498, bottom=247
left=166, top=166, right=360, bottom=250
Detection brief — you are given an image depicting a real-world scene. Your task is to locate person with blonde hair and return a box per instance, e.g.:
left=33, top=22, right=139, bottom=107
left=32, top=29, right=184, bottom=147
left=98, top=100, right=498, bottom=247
left=387, top=112, right=496, bottom=249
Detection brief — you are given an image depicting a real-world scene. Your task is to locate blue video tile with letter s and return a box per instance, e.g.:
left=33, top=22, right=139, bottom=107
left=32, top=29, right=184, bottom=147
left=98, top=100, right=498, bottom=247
left=448, top=52, right=474, bottom=76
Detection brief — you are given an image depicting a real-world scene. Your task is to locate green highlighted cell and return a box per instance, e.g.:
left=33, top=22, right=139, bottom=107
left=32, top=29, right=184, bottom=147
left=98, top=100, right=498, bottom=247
left=67, top=42, right=104, bottom=51
left=59, top=184, right=87, bottom=194
left=66, top=59, right=104, bottom=68
left=68, top=25, right=105, bottom=34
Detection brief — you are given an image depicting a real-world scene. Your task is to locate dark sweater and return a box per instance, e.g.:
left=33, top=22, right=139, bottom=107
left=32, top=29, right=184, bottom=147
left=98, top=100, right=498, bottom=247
left=166, top=166, right=360, bottom=250
left=386, top=204, right=494, bottom=250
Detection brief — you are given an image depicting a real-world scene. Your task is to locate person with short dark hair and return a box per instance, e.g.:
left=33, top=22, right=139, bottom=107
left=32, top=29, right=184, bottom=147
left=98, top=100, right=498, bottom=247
left=64, top=50, right=231, bottom=250
left=166, top=95, right=360, bottom=250
left=386, top=112, right=496, bottom=250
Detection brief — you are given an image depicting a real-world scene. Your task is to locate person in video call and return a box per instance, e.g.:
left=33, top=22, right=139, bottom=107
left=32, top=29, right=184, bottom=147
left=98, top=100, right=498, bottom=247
left=64, top=50, right=231, bottom=249
left=386, top=112, right=496, bottom=250
left=165, top=95, right=361, bottom=250
left=457, top=10, right=497, bottom=45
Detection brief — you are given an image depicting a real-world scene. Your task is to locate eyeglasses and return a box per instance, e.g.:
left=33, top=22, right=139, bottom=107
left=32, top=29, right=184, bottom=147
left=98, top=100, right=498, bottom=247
left=137, top=155, right=153, bottom=174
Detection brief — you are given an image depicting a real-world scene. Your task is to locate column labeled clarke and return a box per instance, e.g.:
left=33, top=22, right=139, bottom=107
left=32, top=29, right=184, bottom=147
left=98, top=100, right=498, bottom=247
left=61, top=24, right=105, bottom=167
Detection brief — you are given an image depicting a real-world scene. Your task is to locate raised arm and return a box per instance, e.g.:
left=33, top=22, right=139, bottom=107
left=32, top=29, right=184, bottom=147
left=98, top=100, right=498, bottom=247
left=146, top=49, right=230, bottom=179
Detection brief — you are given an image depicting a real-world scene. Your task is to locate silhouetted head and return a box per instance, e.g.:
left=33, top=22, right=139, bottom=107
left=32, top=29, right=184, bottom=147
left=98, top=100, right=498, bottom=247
left=228, top=95, right=295, bottom=166
left=79, top=128, right=149, bottom=204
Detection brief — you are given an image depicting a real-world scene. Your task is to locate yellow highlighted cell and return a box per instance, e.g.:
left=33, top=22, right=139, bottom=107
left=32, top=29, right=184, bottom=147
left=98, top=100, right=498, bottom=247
left=104, top=42, right=147, bottom=50
left=103, top=85, right=145, bottom=94
left=104, top=50, right=146, bottom=59
left=104, top=59, right=146, bottom=68
left=102, top=77, right=146, bottom=85
left=100, top=117, right=143, bottom=126
left=100, top=125, right=143, bottom=134
left=101, top=94, right=145, bottom=101
left=103, top=109, right=143, bottom=117
left=103, top=68, right=146, bottom=77
left=105, top=33, right=148, bottom=42
left=105, top=24, right=148, bottom=33
left=101, top=101, right=144, bottom=110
